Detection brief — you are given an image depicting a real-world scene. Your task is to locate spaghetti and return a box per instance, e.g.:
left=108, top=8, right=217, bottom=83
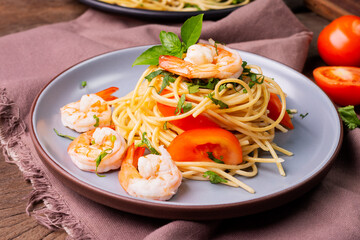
left=98, top=0, right=250, bottom=11
left=109, top=48, right=293, bottom=193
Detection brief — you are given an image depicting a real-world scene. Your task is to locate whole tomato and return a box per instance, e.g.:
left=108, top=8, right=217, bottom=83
left=317, top=15, right=360, bottom=67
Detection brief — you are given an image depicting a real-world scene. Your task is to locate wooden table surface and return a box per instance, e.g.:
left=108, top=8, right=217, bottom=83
left=0, top=0, right=337, bottom=239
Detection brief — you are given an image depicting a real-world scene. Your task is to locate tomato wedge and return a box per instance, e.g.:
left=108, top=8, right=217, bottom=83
left=157, top=90, right=219, bottom=131
left=313, top=66, right=360, bottom=106
left=167, top=128, right=243, bottom=165
left=267, top=93, right=294, bottom=129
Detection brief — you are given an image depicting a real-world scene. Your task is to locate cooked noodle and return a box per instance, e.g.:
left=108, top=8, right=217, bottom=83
left=99, top=0, right=250, bottom=11
left=108, top=62, right=293, bottom=193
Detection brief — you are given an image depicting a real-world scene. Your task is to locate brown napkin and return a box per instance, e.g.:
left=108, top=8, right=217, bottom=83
left=2, top=0, right=358, bottom=239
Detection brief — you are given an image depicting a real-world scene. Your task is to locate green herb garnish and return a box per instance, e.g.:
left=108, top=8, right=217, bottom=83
left=137, top=132, right=160, bottom=155
left=300, top=113, right=309, bottom=119
left=206, top=93, right=228, bottom=109
left=81, top=81, right=87, bottom=88
left=207, top=152, right=224, bottom=164
left=111, top=135, right=116, bottom=143
left=93, top=115, right=99, bottom=127
left=132, top=14, right=203, bottom=66
left=338, top=105, right=360, bottom=130
left=163, top=121, right=168, bottom=130
left=184, top=3, right=201, bottom=10
left=95, top=148, right=113, bottom=177
left=175, top=94, right=192, bottom=115
left=203, top=171, right=227, bottom=184
left=53, top=128, right=76, bottom=141
left=144, top=69, right=176, bottom=94
left=188, top=84, right=200, bottom=94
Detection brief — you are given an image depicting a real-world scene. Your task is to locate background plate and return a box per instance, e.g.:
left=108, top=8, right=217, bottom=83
left=30, top=46, right=342, bottom=220
left=78, top=0, right=243, bottom=21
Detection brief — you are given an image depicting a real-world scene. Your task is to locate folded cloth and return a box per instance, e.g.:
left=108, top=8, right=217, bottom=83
left=2, top=0, right=358, bottom=239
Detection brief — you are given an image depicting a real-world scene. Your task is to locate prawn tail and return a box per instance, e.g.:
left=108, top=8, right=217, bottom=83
left=159, top=55, right=191, bottom=78
left=118, top=144, right=145, bottom=190
left=96, top=87, right=119, bottom=101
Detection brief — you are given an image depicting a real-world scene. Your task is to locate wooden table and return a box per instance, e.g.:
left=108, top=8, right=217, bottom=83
left=0, top=0, right=334, bottom=239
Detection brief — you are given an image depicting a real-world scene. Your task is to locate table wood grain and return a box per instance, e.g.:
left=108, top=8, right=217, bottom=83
left=0, top=1, right=330, bottom=239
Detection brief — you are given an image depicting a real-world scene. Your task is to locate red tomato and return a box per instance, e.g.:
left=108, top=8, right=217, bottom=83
left=267, top=93, right=294, bottom=129
left=157, top=90, right=219, bottom=131
left=313, top=66, right=360, bottom=106
left=167, top=128, right=243, bottom=165
left=317, top=15, right=360, bottom=67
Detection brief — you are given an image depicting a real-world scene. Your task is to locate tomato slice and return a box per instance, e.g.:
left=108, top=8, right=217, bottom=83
left=167, top=128, right=243, bottom=165
left=157, top=90, right=219, bottom=131
left=313, top=66, right=360, bottom=106
left=267, top=93, right=294, bottom=129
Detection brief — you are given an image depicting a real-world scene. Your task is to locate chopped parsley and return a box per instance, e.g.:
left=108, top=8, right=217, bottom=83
left=203, top=171, right=227, bottom=184
left=163, top=121, right=168, bottom=130
left=240, top=61, right=265, bottom=93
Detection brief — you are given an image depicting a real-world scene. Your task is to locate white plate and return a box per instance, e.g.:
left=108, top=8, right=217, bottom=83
left=30, top=46, right=343, bottom=220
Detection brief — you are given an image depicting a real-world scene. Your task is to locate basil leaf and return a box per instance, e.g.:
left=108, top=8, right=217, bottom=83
left=132, top=45, right=169, bottom=66
left=203, top=171, right=227, bottom=184
left=181, top=14, right=203, bottom=50
left=160, top=31, right=183, bottom=54
left=145, top=70, right=164, bottom=82
left=338, top=105, right=360, bottom=130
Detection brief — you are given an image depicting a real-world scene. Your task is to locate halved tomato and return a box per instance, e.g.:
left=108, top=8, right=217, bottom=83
left=167, top=128, right=243, bottom=165
left=157, top=90, right=219, bottom=131
left=267, top=93, right=294, bottom=129
left=313, top=66, right=360, bottom=106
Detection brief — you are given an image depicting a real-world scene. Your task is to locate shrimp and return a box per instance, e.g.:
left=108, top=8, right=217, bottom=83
left=67, top=126, right=127, bottom=173
left=159, top=41, right=243, bottom=79
left=60, top=87, right=118, bottom=133
left=119, top=144, right=182, bottom=201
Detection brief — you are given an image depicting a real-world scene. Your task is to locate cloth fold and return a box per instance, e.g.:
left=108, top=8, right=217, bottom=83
left=1, top=0, right=359, bottom=239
